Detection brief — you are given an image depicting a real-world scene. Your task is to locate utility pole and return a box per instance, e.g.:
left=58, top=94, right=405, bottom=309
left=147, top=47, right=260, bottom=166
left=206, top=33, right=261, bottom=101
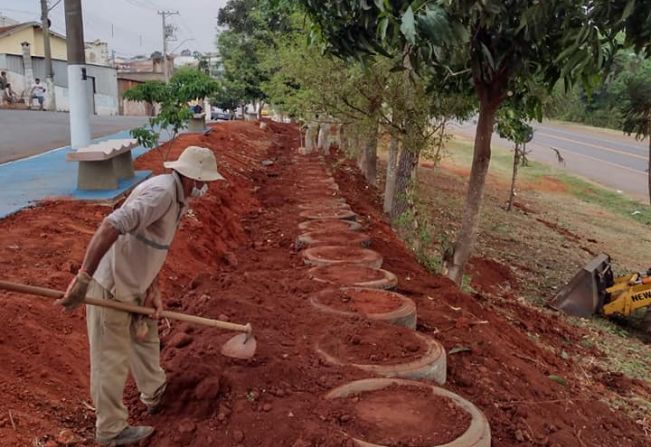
left=158, top=10, right=178, bottom=81
left=40, top=0, right=56, bottom=111
left=64, top=0, right=91, bottom=149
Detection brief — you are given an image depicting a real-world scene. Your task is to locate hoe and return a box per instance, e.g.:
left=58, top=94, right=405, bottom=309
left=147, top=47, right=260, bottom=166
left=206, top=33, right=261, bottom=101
left=0, top=280, right=257, bottom=360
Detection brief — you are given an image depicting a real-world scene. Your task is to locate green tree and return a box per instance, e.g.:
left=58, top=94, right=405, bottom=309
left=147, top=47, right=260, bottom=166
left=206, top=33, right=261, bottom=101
left=122, top=80, right=167, bottom=116
left=496, top=108, right=534, bottom=211
left=292, top=0, right=621, bottom=284
left=125, top=68, right=219, bottom=160
left=618, top=65, right=651, bottom=203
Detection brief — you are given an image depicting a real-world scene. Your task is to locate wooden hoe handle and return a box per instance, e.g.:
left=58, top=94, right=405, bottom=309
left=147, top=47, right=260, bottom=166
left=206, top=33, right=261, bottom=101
left=0, top=280, right=252, bottom=335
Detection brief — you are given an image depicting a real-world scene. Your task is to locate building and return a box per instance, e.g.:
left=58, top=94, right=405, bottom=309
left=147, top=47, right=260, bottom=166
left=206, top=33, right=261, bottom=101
left=85, top=39, right=110, bottom=66
left=117, top=71, right=165, bottom=116
left=0, top=21, right=67, bottom=59
left=0, top=19, right=119, bottom=115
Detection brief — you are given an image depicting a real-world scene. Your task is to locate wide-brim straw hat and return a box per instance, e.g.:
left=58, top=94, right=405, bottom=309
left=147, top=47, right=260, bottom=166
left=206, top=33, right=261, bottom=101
left=164, top=146, right=224, bottom=181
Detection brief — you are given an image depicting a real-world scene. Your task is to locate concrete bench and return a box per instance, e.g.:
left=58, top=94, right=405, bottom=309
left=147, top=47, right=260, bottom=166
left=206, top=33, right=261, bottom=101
left=67, top=138, right=138, bottom=190
left=188, top=113, right=207, bottom=132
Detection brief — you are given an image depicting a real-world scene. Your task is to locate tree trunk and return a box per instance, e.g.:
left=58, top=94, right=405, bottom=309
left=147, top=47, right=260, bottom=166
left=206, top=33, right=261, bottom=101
left=648, top=120, right=651, bottom=206
left=384, top=134, right=400, bottom=214
left=362, top=120, right=379, bottom=186
left=446, top=99, right=499, bottom=285
left=257, top=101, right=264, bottom=120
left=390, top=147, right=419, bottom=222
left=507, top=143, right=520, bottom=211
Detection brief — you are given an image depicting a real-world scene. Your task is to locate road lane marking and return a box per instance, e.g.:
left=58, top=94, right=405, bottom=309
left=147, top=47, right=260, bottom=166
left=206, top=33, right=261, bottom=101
left=528, top=141, right=646, bottom=176
left=536, top=131, right=647, bottom=161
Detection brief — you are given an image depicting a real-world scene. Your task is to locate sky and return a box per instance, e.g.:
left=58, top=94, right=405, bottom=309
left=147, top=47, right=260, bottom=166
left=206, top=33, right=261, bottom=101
left=0, top=0, right=228, bottom=58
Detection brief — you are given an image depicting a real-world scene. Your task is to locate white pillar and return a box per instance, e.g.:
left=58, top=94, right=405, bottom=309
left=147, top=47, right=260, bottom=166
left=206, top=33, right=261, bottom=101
left=68, top=64, right=91, bottom=148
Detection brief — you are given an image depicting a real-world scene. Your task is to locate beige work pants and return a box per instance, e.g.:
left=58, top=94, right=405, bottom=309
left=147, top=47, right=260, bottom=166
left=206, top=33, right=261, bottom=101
left=86, top=280, right=166, bottom=440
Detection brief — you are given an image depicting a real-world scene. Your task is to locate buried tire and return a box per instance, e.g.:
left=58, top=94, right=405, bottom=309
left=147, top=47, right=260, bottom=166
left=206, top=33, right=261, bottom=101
left=315, top=321, right=446, bottom=384
left=308, top=264, right=397, bottom=289
left=325, top=378, right=491, bottom=447
left=299, top=209, right=357, bottom=221
left=309, top=287, right=416, bottom=329
left=302, top=246, right=382, bottom=269
left=298, top=219, right=362, bottom=233
left=296, top=230, right=370, bottom=249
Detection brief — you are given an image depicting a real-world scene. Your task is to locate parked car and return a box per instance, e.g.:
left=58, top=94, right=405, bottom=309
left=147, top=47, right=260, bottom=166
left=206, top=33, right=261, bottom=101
left=211, top=108, right=232, bottom=121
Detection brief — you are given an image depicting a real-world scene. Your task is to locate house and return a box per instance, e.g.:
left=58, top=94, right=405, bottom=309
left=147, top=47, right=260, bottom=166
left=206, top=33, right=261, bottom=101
left=85, top=39, right=110, bottom=66
left=0, top=19, right=119, bottom=115
left=0, top=21, right=67, bottom=59
left=118, top=71, right=165, bottom=116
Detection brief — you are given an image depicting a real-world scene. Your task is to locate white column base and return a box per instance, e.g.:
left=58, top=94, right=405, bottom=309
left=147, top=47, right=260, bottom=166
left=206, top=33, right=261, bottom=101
left=68, top=64, right=91, bottom=149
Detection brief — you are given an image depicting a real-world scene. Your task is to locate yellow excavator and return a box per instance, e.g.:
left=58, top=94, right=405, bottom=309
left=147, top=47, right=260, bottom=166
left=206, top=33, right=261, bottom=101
left=548, top=253, right=651, bottom=318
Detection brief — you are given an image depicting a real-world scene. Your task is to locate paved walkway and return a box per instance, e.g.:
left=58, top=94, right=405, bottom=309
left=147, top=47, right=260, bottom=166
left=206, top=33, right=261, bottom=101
left=0, top=130, right=153, bottom=219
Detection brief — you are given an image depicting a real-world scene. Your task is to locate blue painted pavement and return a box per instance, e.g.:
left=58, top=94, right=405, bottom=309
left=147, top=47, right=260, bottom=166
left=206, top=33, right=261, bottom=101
left=0, top=130, right=156, bottom=219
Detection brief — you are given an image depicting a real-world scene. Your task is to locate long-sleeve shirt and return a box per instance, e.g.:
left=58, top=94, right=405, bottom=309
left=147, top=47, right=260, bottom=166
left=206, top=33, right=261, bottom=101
left=94, top=171, right=187, bottom=301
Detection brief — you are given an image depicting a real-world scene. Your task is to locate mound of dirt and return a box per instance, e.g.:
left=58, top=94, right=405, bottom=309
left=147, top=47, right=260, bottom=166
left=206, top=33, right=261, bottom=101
left=467, top=257, right=516, bottom=293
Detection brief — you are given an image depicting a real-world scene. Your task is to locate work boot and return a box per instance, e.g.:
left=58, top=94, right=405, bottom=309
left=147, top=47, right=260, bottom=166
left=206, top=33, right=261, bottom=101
left=96, top=426, right=154, bottom=446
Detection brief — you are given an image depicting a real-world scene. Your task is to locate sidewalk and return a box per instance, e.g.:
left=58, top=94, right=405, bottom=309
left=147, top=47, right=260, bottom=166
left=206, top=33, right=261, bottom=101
left=0, top=130, right=153, bottom=219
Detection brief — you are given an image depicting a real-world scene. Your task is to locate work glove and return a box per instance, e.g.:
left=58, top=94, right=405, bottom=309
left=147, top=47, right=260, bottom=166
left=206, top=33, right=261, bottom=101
left=57, top=271, right=92, bottom=311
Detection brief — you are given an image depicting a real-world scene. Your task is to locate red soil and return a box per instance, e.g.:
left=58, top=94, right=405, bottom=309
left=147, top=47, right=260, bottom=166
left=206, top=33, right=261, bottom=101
left=314, top=288, right=404, bottom=314
left=318, top=320, right=428, bottom=365
left=0, top=121, right=648, bottom=447
left=324, top=384, right=471, bottom=446
left=467, top=257, right=516, bottom=294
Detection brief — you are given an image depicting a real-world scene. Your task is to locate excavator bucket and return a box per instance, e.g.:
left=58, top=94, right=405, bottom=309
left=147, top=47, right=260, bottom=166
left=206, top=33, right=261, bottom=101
left=547, top=253, right=612, bottom=317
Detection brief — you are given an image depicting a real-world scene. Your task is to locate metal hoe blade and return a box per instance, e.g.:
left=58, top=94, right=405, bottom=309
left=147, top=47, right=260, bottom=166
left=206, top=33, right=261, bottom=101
left=547, top=253, right=611, bottom=317
left=220, top=333, right=257, bottom=359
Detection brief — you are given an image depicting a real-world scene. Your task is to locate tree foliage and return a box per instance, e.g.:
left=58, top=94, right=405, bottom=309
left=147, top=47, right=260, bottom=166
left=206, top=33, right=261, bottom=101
left=125, top=68, right=219, bottom=159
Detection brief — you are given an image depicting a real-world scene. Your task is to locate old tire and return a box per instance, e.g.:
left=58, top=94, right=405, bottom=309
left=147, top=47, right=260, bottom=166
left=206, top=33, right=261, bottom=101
left=316, top=331, right=446, bottom=384
left=325, top=378, right=491, bottom=447
left=296, top=231, right=370, bottom=249
left=299, top=209, right=357, bottom=221
left=298, top=219, right=362, bottom=233
left=308, top=264, right=397, bottom=289
left=302, top=246, right=382, bottom=269
left=309, top=287, right=416, bottom=329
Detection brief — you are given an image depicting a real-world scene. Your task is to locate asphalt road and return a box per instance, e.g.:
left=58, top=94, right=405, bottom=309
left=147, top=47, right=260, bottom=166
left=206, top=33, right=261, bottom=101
left=0, top=110, right=147, bottom=164
left=450, top=120, right=650, bottom=201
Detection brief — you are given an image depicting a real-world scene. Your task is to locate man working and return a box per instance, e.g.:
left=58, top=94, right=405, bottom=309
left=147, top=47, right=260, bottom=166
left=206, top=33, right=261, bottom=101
left=30, top=78, right=46, bottom=111
left=58, top=146, right=224, bottom=446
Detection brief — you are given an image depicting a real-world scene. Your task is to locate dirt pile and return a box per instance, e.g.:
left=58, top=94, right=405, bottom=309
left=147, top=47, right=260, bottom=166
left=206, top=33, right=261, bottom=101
left=0, top=120, right=648, bottom=446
